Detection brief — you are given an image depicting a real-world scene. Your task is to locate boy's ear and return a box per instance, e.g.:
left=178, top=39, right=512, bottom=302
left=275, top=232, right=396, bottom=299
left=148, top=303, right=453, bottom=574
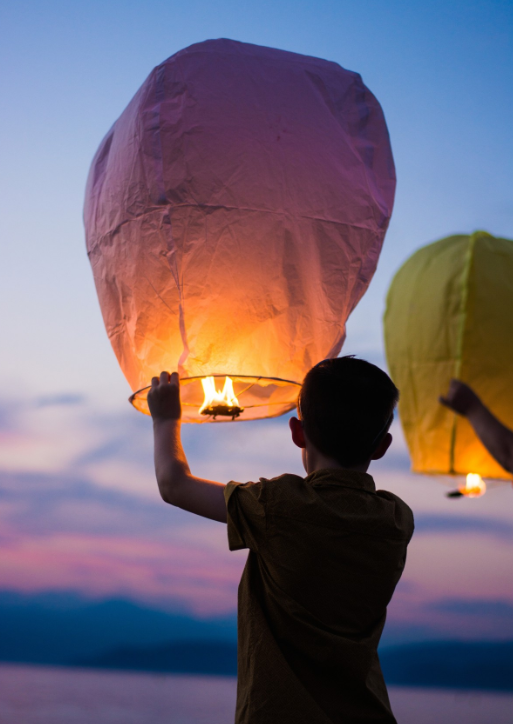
left=289, top=416, right=306, bottom=449
left=371, top=432, right=392, bottom=461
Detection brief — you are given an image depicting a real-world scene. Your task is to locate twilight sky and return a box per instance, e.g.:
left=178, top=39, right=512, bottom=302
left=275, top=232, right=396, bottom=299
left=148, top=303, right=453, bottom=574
left=0, top=0, right=512, bottom=643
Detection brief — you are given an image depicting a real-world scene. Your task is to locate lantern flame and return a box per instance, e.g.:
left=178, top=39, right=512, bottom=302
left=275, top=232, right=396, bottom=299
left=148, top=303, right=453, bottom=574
left=199, top=376, right=243, bottom=419
left=459, top=473, right=487, bottom=498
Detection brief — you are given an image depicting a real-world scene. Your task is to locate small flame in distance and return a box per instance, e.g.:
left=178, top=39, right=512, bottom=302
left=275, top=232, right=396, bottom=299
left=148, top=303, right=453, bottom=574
left=199, top=376, right=243, bottom=418
left=459, top=473, right=487, bottom=498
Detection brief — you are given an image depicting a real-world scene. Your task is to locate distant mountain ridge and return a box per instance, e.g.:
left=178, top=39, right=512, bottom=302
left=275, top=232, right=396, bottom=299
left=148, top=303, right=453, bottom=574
left=1, top=590, right=511, bottom=691
left=76, top=639, right=513, bottom=691
left=77, top=640, right=238, bottom=676
left=380, top=641, right=513, bottom=691
left=0, top=590, right=236, bottom=665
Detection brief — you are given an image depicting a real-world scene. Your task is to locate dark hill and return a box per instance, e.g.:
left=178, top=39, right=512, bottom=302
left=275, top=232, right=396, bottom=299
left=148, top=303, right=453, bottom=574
left=77, top=639, right=238, bottom=676
left=0, top=590, right=236, bottom=665
left=380, top=640, right=513, bottom=691
left=1, top=591, right=512, bottom=691
left=77, top=638, right=513, bottom=691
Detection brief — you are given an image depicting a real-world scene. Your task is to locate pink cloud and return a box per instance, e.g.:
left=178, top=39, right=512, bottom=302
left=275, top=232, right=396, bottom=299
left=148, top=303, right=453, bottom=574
left=0, top=527, right=245, bottom=615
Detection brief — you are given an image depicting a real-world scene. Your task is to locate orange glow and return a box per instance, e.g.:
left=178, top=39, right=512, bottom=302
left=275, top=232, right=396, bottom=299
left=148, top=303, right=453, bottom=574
left=199, top=376, right=243, bottom=419
left=459, top=473, right=487, bottom=498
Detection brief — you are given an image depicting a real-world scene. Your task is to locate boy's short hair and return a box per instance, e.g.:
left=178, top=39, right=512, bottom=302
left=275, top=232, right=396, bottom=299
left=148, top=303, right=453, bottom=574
left=298, top=356, right=399, bottom=466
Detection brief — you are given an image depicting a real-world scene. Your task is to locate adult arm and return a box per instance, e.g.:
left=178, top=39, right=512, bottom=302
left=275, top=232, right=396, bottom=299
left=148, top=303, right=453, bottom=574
left=148, top=371, right=227, bottom=522
left=440, top=379, right=513, bottom=474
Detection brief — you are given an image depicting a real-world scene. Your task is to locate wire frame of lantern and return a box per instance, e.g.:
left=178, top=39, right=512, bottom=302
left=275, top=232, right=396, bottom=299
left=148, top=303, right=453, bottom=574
left=129, top=374, right=301, bottom=422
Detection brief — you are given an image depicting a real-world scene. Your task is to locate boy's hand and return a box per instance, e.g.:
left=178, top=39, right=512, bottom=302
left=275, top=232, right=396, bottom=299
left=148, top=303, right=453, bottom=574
left=439, top=379, right=481, bottom=417
left=148, top=371, right=182, bottom=421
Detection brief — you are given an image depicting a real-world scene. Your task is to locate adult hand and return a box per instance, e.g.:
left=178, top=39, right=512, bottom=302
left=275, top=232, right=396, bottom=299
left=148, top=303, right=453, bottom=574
left=147, top=371, right=182, bottom=421
left=439, top=379, right=481, bottom=417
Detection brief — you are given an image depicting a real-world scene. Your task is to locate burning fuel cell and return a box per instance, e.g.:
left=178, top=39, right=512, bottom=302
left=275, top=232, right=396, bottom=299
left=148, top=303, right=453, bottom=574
left=447, top=473, right=487, bottom=498
left=199, top=377, right=243, bottom=419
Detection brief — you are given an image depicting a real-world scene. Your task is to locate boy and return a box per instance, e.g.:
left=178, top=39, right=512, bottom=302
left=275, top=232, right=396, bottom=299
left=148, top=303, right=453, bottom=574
left=148, top=357, right=414, bottom=724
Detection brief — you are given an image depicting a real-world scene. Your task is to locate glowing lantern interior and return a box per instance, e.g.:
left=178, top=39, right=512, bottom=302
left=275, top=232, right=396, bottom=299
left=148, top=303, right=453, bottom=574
left=459, top=473, right=486, bottom=498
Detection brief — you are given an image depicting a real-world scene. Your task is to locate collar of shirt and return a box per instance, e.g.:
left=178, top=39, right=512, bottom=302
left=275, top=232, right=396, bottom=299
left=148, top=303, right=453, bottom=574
left=305, top=468, right=376, bottom=493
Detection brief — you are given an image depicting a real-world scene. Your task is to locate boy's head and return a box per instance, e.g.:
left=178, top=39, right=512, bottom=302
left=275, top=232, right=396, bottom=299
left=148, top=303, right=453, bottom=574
left=290, top=356, right=399, bottom=470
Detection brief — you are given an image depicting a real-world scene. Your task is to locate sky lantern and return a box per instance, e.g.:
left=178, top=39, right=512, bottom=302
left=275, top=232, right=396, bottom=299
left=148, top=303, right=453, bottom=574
left=384, top=231, right=513, bottom=494
left=84, top=39, right=396, bottom=422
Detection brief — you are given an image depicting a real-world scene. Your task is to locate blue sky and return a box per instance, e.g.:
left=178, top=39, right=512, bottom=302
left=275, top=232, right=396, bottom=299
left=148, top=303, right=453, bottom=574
left=0, top=0, right=512, bottom=642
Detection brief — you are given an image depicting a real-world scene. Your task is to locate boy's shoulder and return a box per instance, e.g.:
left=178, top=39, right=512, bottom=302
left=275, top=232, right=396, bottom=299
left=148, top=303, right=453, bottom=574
left=260, top=472, right=415, bottom=540
left=376, top=486, right=413, bottom=509
left=257, top=473, right=305, bottom=488
left=375, top=488, right=415, bottom=538
left=228, top=473, right=306, bottom=507
left=229, top=473, right=414, bottom=525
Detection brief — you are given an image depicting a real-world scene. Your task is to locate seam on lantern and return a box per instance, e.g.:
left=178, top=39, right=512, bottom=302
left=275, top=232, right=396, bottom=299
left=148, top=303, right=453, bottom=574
left=148, top=63, right=169, bottom=205
left=173, top=203, right=379, bottom=231
left=449, top=234, right=476, bottom=473
left=161, top=211, right=190, bottom=373
left=96, top=205, right=378, bottom=243
left=348, top=75, right=389, bottom=232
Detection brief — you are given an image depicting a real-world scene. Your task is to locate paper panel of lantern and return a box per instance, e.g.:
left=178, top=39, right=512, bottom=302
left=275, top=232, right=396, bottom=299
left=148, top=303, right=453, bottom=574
left=84, top=39, right=396, bottom=422
left=384, top=231, right=513, bottom=480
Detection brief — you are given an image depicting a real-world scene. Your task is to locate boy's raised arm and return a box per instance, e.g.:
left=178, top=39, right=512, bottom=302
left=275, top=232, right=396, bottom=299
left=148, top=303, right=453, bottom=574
left=148, top=372, right=227, bottom=523
left=440, top=379, right=513, bottom=474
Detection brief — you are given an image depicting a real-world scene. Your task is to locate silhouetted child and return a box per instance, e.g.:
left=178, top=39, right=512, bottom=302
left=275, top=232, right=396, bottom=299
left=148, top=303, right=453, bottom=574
left=148, top=357, right=414, bottom=724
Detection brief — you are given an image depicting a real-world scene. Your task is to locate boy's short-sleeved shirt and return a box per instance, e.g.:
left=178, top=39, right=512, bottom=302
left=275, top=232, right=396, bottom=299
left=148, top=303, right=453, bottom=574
left=224, top=469, right=414, bottom=724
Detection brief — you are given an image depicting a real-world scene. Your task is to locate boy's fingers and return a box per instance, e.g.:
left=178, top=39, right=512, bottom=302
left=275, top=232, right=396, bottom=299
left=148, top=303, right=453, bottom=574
left=151, top=376, right=160, bottom=388
left=160, top=371, right=171, bottom=384
left=170, top=371, right=180, bottom=386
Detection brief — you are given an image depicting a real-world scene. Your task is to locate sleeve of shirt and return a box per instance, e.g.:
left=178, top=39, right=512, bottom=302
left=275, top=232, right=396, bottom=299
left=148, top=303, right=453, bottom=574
left=224, top=480, right=268, bottom=552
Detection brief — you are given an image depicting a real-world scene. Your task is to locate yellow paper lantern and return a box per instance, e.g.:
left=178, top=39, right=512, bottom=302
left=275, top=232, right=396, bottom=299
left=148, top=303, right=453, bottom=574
left=384, top=231, right=513, bottom=480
